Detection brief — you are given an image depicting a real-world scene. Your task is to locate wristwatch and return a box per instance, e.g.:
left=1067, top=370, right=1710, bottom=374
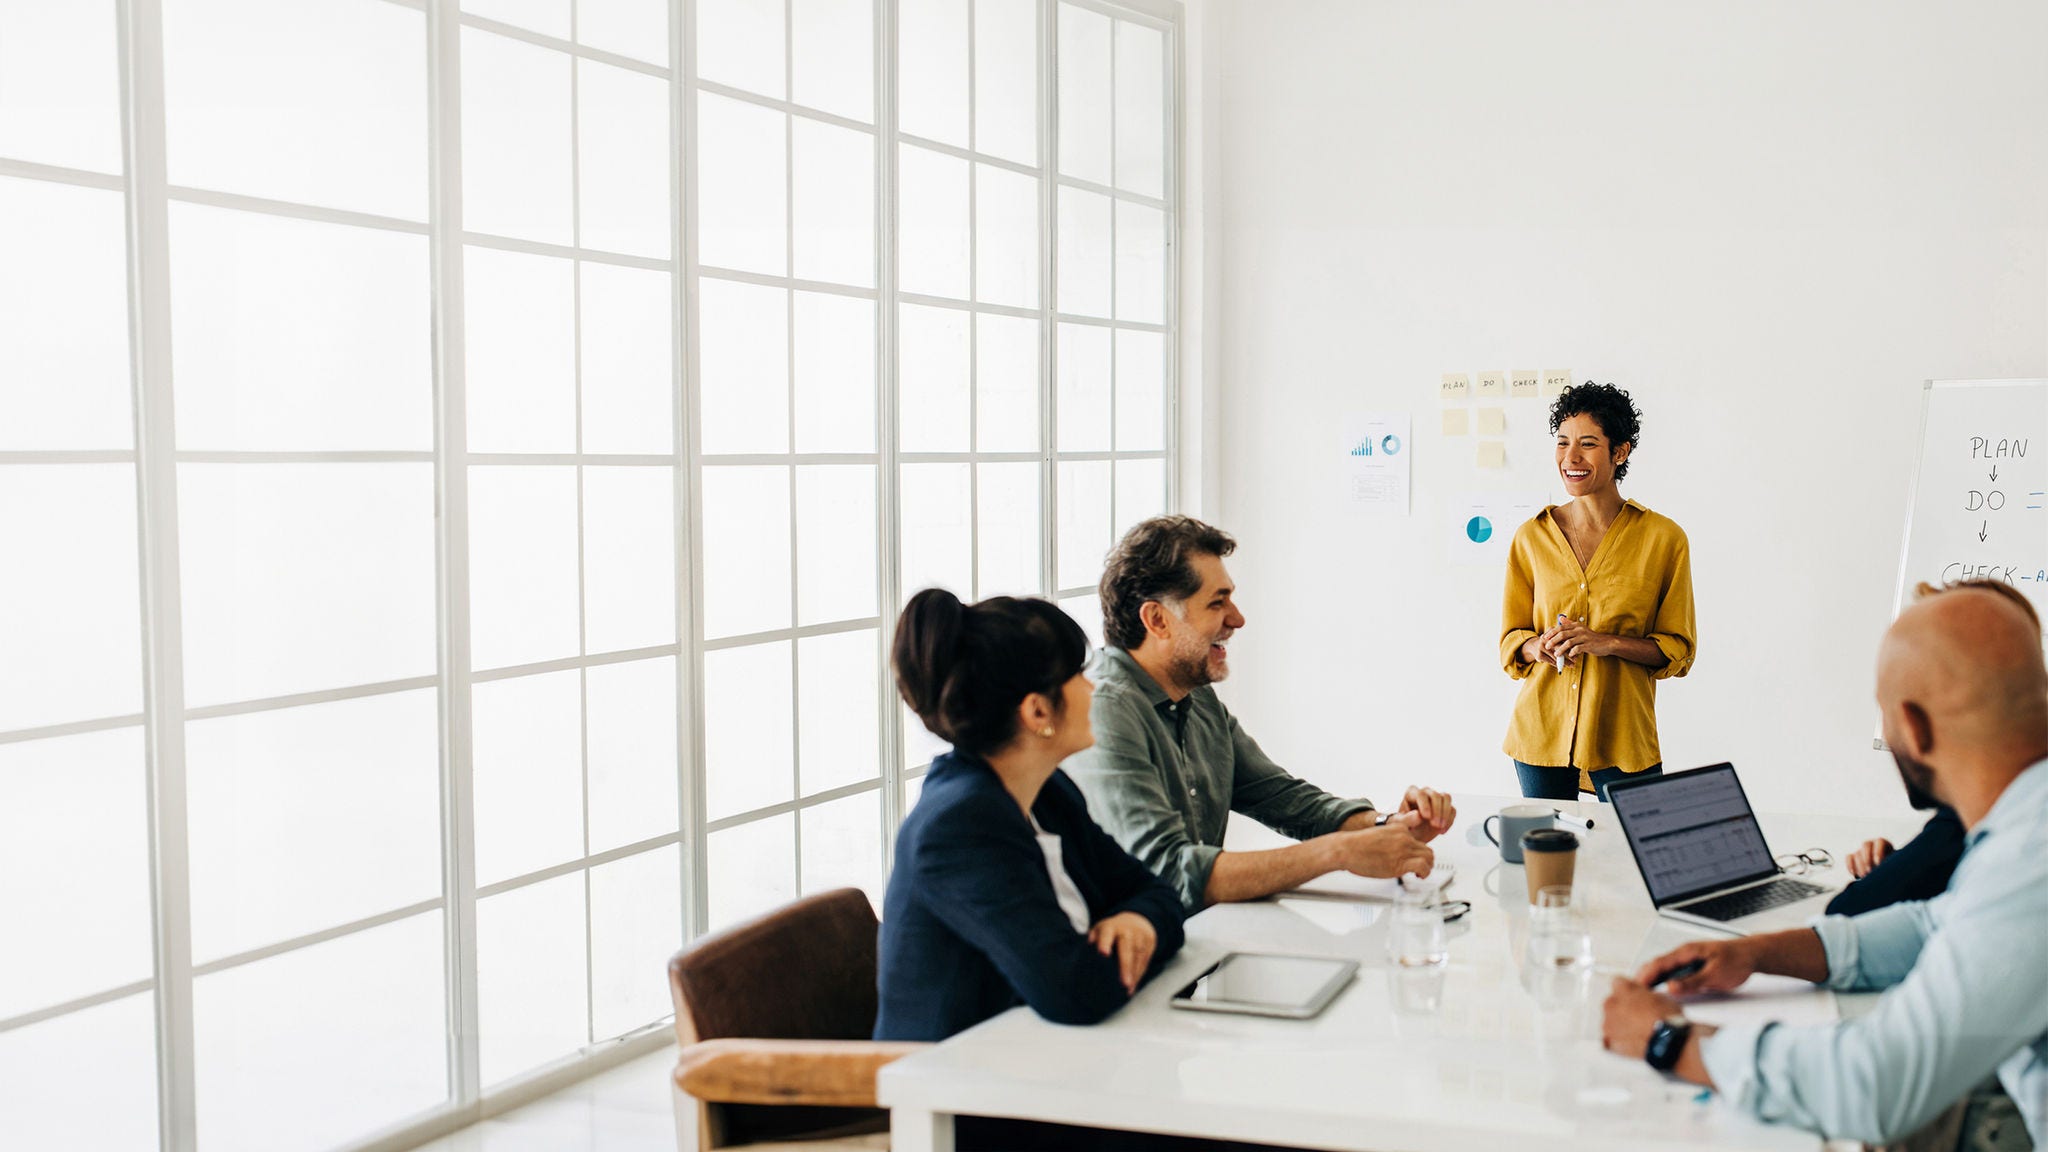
left=1645, top=1014, right=1693, bottom=1073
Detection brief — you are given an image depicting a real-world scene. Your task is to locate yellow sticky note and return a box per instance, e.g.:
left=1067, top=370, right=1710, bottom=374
left=1541, top=369, right=1573, bottom=398
left=1477, top=440, right=1507, bottom=468
left=1441, top=408, right=1470, bottom=436
left=1477, top=407, right=1507, bottom=436
left=1510, top=370, right=1541, bottom=399
left=1476, top=371, right=1507, bottom=399
left=1440, top=373, right=1471, bottom=402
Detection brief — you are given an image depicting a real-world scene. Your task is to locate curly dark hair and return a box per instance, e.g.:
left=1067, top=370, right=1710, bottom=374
left=1099, top=516, right=1237, bottom=650
left=1548, top=382, right=1643, bottom=482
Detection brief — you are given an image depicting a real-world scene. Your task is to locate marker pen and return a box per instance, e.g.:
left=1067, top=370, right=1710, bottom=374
left=1554, top=613, right=1568, bottom=671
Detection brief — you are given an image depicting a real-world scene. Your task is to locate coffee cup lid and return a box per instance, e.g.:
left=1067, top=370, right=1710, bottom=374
left=1520, top=828, right=1579, bottom=853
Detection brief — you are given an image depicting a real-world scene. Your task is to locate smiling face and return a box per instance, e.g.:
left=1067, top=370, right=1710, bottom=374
left=1555, top=413, right=1631, bottom=498
left=1154, top=552, right=1245, bottom=690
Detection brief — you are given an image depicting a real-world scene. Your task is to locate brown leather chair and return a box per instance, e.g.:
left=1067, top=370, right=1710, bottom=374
left=669, top=888, right=927, bottom=1152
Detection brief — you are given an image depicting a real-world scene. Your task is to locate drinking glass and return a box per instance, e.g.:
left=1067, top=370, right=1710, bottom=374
left=1523, top=887, right=1595, bottom=1005
left=1389, top=888, right=1448, bottom=969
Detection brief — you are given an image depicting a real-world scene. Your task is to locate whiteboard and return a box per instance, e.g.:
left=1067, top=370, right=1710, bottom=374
left=1879, top=379, right=2048, bottom=747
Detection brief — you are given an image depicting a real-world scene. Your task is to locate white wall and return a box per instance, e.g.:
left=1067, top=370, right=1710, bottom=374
left=1195, top=0, right=2048, bottom=817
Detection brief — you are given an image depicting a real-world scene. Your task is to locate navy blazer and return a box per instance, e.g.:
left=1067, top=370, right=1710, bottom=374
left=874, top=751, right=1188, bottom=1042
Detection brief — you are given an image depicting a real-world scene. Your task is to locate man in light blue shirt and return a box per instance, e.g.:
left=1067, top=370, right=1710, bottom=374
left=1602, top=580, right=2048, bottom=1149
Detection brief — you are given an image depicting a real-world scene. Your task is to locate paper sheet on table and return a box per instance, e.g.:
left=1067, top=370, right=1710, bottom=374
left=1289, top=861, right=1457, bottom=901
left=1680, top=975, right=1838, bottom=1029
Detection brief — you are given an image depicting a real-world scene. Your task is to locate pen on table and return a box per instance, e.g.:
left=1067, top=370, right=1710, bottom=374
left=1650, top=959, right=1706, bottom=988
left=1552, top=809, right=1594, bottom=831
left=1553, top=613, right=1568, bottom=671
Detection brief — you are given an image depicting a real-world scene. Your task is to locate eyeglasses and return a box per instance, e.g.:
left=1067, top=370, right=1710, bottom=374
left=1773, top=848, right=1834, bottom=876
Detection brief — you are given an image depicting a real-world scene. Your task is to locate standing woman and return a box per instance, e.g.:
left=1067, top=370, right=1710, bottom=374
left=1499, top=383, right=1696, bottom=801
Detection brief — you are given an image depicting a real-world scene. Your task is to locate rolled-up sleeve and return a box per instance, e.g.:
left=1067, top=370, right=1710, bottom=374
left=1649, top=534, right=1696, bottom=680
left=1064, top=688, right=1220, bottom=911
left=1810, top=903, right=1937, bottom=992
left=1226, top=714, right=1372, bottom=841
left=1697, top=885, right=2042, bottom=1144
left=1500, top=530, right=1541, bottom=680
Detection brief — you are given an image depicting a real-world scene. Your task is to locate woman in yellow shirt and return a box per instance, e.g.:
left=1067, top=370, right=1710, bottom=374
left=1499, top=383, right=1696, bottom=801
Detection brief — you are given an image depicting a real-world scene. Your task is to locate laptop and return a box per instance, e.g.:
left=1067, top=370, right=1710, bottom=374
left=1606, top=763, right=1836, bottom=934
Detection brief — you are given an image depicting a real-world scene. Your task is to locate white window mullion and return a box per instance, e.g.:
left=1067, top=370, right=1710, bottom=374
left=568, top=10, right=601, bottom=1056
left=964, top=0, right=982, bottom=598
left=679, top=0, right=712, bottom=940
left=1104, top=16, right=1117, bottom=518
left=876, top=0, right=906, bottom=857
left=1038, top=0, right=1060, bottom=599
left=425, top=0, right=483, bottom=1108
left=1162, top=11, right=1180, bottom=509
left=116, top=0, right=197, bottom=1147
left=783, top=0, right=805, bottom=886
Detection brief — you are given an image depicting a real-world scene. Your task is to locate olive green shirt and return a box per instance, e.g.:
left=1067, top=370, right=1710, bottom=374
left=1063, top=646, right=1375, bottom=911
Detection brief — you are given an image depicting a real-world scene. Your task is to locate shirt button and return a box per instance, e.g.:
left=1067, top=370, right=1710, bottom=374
left=1188, top=788, right=1197, bottom=797
left=1579, top=583, right=1586, bottom=590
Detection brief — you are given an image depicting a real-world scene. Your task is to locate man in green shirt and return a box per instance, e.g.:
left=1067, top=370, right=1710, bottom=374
left=1065, top=516, right=1458, bottom=912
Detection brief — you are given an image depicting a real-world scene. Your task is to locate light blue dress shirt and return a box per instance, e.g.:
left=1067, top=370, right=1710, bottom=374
left=1699, top=758, right=2048, bottom=1146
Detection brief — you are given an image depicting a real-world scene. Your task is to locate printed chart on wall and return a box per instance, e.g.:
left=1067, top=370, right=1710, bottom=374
left=1453, top=492, right=1547, bottom=567
left=1882, top=379, right=2048, bottom=744
left=1344, top=413, right=1411, bottom=514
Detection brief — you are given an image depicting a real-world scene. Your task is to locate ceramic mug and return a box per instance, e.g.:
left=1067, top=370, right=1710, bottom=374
left=1483, top=804, right=1554, bottom=864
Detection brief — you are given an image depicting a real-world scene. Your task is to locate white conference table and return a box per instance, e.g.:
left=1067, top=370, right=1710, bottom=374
left=879, top=793, right=1921, bottom=1152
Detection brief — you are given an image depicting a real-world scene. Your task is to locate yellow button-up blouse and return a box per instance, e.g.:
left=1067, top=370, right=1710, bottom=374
left=1499, top=500, right=1696, bottom=792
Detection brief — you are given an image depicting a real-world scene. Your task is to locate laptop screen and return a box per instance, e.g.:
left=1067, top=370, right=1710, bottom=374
left=1608, top=764, right=1779, bottom=906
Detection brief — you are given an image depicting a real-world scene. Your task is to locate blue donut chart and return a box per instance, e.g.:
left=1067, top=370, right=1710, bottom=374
left=1381, top=434, right=1402, bottom=455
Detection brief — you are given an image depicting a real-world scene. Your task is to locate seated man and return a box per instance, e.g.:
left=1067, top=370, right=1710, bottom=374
left=1064, top=516, right=1456, bottom=912
left=1829, top=583, right=2025, bottom=914
left=1602, top=579, right=2048, bottom=1150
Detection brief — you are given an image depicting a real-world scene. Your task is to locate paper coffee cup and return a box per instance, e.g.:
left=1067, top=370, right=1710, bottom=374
left=1521, top=828, right=1579, bottom=903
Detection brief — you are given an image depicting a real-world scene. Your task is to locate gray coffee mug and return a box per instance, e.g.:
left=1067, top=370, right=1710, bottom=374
left=1483, top=804, right=1554, bottom=864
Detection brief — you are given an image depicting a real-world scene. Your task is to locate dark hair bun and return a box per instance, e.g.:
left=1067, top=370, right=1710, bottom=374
left=892, top=589, right=1088, bottom=756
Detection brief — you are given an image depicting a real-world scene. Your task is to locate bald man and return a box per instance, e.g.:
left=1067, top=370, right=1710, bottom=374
left=1601, top=580, right=2048, bottom=1152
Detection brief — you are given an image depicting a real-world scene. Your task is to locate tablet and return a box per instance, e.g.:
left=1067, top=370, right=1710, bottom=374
left=1168, top=952, right=1358, bottom=1019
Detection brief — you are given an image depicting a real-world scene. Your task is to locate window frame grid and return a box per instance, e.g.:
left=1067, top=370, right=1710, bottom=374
left=0, top=0, right=1176, bottom=1146
left=683, top=0, right=896, bottom=929
left=1048, top=0, right=1176, bottom=603
left=452, top=0, right=691, bottom=1098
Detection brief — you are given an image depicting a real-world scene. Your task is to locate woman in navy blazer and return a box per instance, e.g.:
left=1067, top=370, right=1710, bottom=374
left=875, top=589, right=1186, bottom=1044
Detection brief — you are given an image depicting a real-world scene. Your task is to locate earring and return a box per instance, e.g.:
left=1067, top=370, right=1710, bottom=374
left=1039, top=726, right=1056, bottom=738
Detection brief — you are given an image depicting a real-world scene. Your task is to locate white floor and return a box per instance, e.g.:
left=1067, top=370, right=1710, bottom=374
left=413, top=1045, right=679, bottom=1152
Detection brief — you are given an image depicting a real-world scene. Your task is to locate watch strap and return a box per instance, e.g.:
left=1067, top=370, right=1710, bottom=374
left=1645, top=1016, right=1692, bottom=1073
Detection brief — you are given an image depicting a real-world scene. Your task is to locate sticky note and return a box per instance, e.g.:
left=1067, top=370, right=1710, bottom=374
left=1541, top=369, right=1572, bottom=398
left=1476, top=371, right=1507, bottom=399
left=1440, top=373, right=1471, bottom=402
left=1477, top=407, right=1507, bottom=436
left=1441, top=408, right=1470, bottom=436
left=1510, top=370, right=1541, bottom=399
left=1477, top=441, right=1507, bottom=468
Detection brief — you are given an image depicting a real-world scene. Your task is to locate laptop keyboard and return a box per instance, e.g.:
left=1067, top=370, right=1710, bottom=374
left=1681, top=877, right=1830, bottom=922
